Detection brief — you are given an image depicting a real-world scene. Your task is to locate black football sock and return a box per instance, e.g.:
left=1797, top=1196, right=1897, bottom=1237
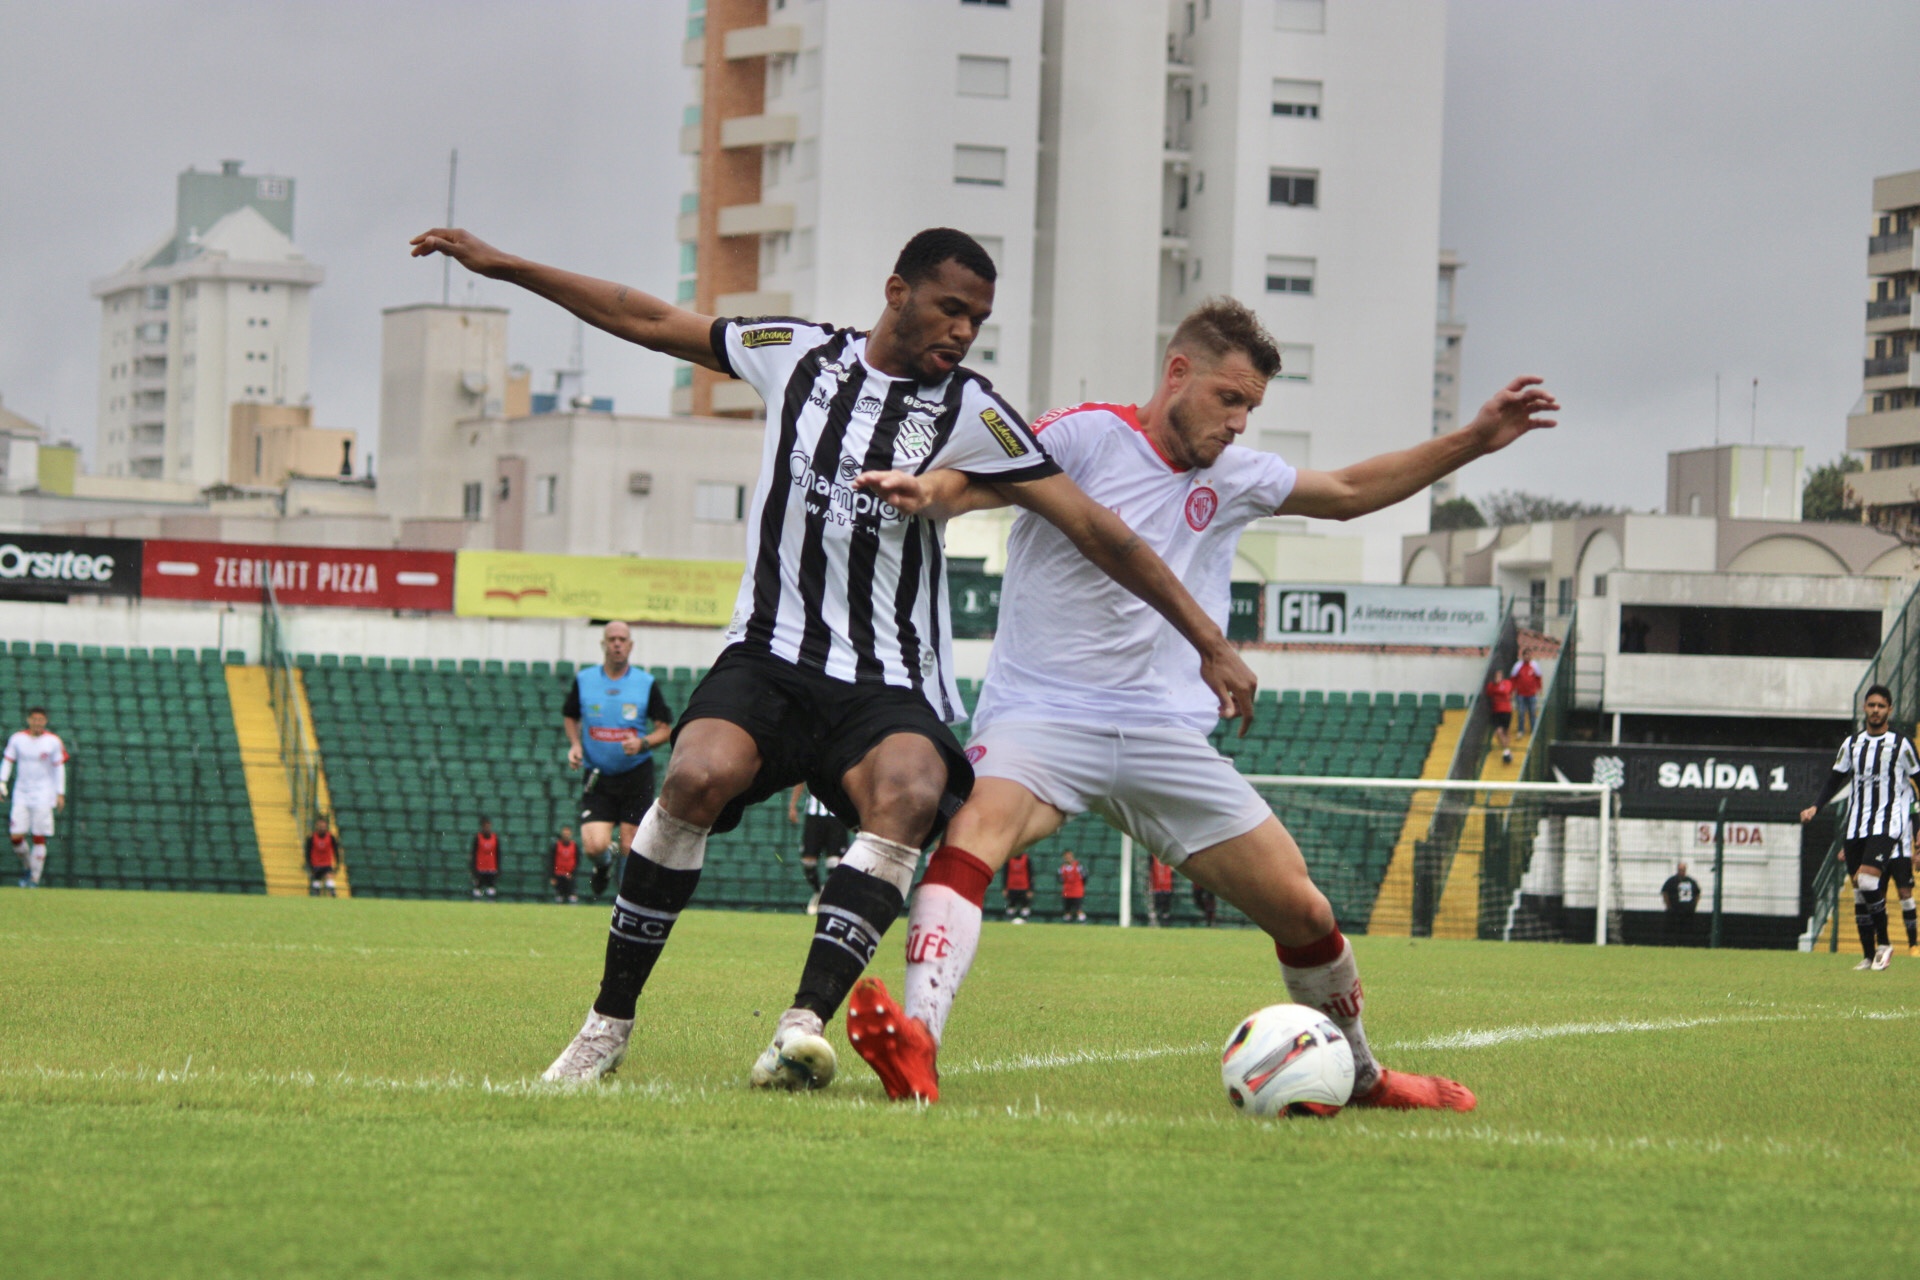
left=802, top=857, right=820, bottom=892
left=592, top=852, right=701, bottom=1020
left=1857, top=893, right=1877, bottom=957
left=791, top=865, right=903, bottom=1022
left=1903, top=897, right=1917, bottom=947
left=1874, top=897, right=1891, bottom=948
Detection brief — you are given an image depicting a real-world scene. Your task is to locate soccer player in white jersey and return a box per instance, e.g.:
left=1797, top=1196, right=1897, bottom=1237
left=3, top=707, right=67, bottom=888
left=844, top=299, right=1558, bottom=1108
left=412, top=226, right=1257, bottom=1088
left=1801, top=684, right=1920, bottom=969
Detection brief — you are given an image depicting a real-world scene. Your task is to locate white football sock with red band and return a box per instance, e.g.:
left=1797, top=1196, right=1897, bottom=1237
left=1278, top=928, right=1379, bottom=1093
left=902, top=845, right=994, bottom=1045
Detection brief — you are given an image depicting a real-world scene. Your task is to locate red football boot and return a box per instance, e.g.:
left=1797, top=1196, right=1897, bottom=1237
left=845, top=977, right=940, bottom=1103
left=1351, top=1067, right=1477, bottom=1112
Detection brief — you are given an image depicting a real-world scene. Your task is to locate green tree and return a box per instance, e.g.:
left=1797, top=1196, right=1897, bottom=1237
left=1802, top=454, right=1862, bottom=523
left=1430, top=496, right=1486, bottom=530
left=1478, top=490, right=1621, bottom=525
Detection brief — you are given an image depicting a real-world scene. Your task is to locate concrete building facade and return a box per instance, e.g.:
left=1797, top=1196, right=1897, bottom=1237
left=1431, top=250, right=1465, bottom=505
left=92, top=161, right=325, bottom=486
left=377, top=304, right=510, bottom=523
left=1848, top=168, right=1920, bottom=524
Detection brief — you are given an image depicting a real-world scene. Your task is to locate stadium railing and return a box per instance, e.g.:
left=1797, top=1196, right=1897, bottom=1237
left=261, top=580, right=323, bottom=836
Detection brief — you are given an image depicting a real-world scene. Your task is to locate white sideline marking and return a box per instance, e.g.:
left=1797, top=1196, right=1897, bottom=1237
left=945, top=1042, right=1214, bottom=1077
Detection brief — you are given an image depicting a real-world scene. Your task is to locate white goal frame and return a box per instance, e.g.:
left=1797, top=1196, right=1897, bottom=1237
left=1117, top=775, right=1618, bottom=944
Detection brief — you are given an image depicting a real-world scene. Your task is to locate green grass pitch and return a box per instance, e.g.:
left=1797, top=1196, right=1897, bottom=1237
left=1, top=889, right=1906, bottom=1278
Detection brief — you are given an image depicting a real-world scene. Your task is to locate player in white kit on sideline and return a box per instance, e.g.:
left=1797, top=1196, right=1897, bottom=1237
left=3, top=707, right=68, bottom=888
left=844, top=299, right=1559, bottom=1108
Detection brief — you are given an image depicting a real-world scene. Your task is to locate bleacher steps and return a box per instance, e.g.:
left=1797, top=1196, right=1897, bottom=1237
left=1368, top=708, right=1469, bottom=936
left=1428, top=727, right=1531, bottom=940
left=225, top=666, right=316, bottom=897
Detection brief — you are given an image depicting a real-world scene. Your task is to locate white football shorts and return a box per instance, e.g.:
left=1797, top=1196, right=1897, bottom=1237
left=9, top=796, right=54, bottom=838
left=963, top=720, right=1272, bottom=867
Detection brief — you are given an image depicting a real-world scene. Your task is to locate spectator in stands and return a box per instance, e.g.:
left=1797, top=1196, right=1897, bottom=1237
left=788, top=783, right=850, bottom=915
left=1059, top=850, right=1088, bottom=922
left=1485, top=671, right=1516, bottom=764
left=563, top=621, right=675, bottom=898
left=552, top=825, right=580, bottom=904
left=1510, top=657, right=1543, bottom=738
left=1660, top=861, right=1702, bottom=946
left=304, top=816, right=341, bottom=898
left=1148, top=854, right=1176, bottom=926
left=1003, top=850, right=1034, bottom=923
left=471, top=817, right=501, bottom=900
left=1192, top=883, right=1218, bottom=927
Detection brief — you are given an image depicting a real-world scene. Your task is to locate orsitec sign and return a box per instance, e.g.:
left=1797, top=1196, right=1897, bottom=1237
left=0, top=534, right=142, bottom=599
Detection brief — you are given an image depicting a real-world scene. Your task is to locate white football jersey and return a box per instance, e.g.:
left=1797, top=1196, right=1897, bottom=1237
left=3, top=730, right=67, bottom=804
left=973, top=403, right=1296, bottom=735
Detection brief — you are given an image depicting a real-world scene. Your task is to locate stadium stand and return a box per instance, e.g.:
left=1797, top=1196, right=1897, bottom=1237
left=298, top=656, right=1457, bottom=930
left=2, top=643, right=264, bottom=893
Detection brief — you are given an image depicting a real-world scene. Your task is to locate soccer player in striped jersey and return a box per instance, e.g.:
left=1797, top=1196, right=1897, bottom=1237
left=1801, top=684, right=1920, bottom=969
left=844, top=299, right=1557, bottom=1107
left=412, top=225, right=1257, bottom=1088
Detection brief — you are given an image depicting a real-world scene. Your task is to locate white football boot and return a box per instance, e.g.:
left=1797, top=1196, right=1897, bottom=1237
left=750, top=1010, right=837, bottom=1091
left=541, top=1010, right=634, bottom=1083
left=1873, top=944, right=1894, bottom=971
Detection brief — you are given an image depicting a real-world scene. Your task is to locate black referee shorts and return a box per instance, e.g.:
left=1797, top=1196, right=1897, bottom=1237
left=674, top=644, right=972, bottom=837
left=1845, top=834, right=1901, bottom=881
left=579, top=759, right=656, bottom=828
left=802, top=812, right=850, bottom=861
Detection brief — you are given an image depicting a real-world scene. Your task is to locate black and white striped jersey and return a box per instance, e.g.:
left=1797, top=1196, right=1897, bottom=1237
left=709, top=317, right=1058, bottom=723
left=1833, top=730, right=1920, bottom=839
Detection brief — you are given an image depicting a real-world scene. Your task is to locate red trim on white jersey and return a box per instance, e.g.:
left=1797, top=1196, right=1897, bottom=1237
left=1030, top=402, right=1188, bottom=474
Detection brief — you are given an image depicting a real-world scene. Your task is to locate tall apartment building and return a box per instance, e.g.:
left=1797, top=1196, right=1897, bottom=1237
left=92, top=161, right=325, bottom=485
left=1431, top=250, right=1465, bottom=505
left=1848, top=167, right=1920, bottom=528
left=674, top=0, right=1445, bottom=578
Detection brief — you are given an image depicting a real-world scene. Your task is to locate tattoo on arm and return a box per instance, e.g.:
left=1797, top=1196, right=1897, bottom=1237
left=615, top=286, right=628, bottom=303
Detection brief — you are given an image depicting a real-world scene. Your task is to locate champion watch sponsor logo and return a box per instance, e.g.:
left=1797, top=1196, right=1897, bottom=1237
left=741, top=327, right=793, bottom=349
left=979, top=408, right=1027, bottom=458
left=1184, top=485, right=1218, bottom=531
left=788, top=451, right=906, bottom=526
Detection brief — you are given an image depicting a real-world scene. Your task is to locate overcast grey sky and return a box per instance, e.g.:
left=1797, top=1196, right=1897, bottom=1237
left=3, top=1, right=1917, bottom=514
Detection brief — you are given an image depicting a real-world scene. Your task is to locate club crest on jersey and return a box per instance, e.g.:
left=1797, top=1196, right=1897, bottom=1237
left=741, top=327, right=793, bottom=349
left=621, top=703, right=639, bottom=720
left=964, top=744, right=987, bottom=764
left=980, top=408, right=1027, bottom=458
left=895, top=418, right=937, bottom=462
left=1185, top=485, right=1219, bottom=531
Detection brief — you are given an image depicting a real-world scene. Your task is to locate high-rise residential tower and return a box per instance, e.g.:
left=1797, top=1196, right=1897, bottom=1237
left=92, top=161, right=324, bottom=485
left=1848, top=168, right=1920, bottom=528
left=1431, top=250, right=1465, bottom=506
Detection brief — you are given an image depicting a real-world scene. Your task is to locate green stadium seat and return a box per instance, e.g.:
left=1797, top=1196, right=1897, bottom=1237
left=57, top=643, right=78, bottom=657
left=1444, top=693, right=1466, bottom=709
left=318, top=653, right=340, bottom=667
left=13, top=641, right=32, bottom=655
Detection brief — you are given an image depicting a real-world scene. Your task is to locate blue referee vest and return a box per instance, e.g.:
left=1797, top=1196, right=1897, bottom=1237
left=575, top=666, right=658, bottom=775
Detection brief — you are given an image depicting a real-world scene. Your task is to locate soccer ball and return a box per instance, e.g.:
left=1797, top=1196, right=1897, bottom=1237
left=1220, top=1003, right=1355, bottom=1117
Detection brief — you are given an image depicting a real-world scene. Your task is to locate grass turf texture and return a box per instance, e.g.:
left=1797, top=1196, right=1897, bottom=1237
left=1, top=891, right=1906, bottom=1279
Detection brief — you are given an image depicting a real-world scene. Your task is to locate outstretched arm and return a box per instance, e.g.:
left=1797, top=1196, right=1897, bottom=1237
left=1801, top=770, right=1850, bottom=823
left=1279, top=376, right=1560, bottom=520
left=410, top=228, right=723, bottom=370
left=854, top=469, right=1012, bottom=522
left=997, top=471, right=1259, bottom=734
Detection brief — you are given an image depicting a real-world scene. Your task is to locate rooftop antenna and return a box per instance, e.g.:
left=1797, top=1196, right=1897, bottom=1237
left=1713, top=373, right=1721, bottom=445
left=441, top=148, right=458, bottom=306
left=1750, top=377, right=1758, bottom=444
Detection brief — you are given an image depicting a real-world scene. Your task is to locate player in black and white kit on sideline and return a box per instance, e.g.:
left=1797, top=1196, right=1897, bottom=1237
left=412, top=225, right=1257, bottom=1089
left=788, top=783, right=849, bottom=915
left=1802, top=683, right=1920, bottom=970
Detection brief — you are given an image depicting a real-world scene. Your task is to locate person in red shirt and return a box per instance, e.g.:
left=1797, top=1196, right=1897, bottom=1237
left=471, top=817, right=501, bottom=900
left=1059, top=850, right=1088, bottom=922
left=305, top=816, right=341, bottom=898
left=1484, top=672, right=1516, bottom=764
left=1510, top=657, right=1543, bottom=738
left=1148, top=854, right=1175, bottom=926
left=551, top=824, right=581, bottom=904
left=1002, top=851, right=1033, bottom=923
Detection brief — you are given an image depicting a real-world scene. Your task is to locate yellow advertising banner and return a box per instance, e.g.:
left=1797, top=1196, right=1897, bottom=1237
left=454, top=551, right=744, bottom=625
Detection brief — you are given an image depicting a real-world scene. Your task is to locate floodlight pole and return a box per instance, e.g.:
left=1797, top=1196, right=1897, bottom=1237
left=1119, top=833, right=1134, bottom=928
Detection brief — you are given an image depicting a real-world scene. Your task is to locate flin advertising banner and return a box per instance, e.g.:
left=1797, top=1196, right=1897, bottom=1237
left=1262, top=583, right=1501, bottom=647
left=140, top=540, right=455, bottom=612
left=454, top=551, right=744, bottom=625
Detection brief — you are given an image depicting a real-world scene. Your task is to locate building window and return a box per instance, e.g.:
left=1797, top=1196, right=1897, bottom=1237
left=1593, top=575, right=1607, bottom=598
left=1275, top=0, right=1325, bottom=32
left=956, top=55, right=1011, bottom=98
left=694, top=481, right=746, bottom=522
left=1272, top=78, right=1322, bottom=117
left=1277, top=343, right=1313, bottom=381
left=972, top=234, right=1005, bottom=267
left=1265, top=255, right=1315, bottom=294
left=536, top=474, right=559, bottom=515
left=676, top=279, right=697, bottom=303
left=674, top=365, right=694, bottom=389
left=960, top=0, right=1010, bottom=6
left=954, top=145, right=1008, bottom=186
left=973, top=324, right=1000, bottom=364
left=143, top=285, right=169, bottom=309
left=1269, top=169, right=1318, bottom=207
left=462, top=482, right=483, bottom=521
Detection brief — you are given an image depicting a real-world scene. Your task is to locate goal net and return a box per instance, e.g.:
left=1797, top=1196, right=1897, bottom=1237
left=1114, top=776, right=1620, bottom=943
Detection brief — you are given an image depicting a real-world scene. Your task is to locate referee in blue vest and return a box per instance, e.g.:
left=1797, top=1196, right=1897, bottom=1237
left=564, top=621, right=675, bottom=897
